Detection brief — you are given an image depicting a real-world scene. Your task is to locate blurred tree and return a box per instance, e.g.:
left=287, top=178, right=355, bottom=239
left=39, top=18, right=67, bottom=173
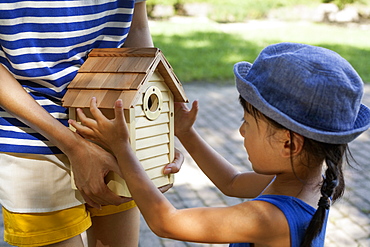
left=322, top=0, right=358, bottom=9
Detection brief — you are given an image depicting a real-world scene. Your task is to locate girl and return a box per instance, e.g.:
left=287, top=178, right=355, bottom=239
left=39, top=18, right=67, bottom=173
left=70, top=42, right=370, bottom=247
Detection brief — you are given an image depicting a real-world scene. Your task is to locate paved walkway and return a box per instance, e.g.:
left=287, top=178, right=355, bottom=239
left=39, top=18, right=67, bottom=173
left=0, top=83, right=369, bottom=246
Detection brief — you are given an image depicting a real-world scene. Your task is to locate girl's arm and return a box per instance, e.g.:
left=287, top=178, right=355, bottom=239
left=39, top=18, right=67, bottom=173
left=0, top=65, right=127, bottom=208
left=71, top=98, right=288, bottom=245
left=174, top=102, right=274, bottom=198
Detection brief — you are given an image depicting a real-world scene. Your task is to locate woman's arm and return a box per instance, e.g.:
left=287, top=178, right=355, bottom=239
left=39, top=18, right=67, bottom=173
left=174, top=102, right=274, bottom=198
left=123, top=1, right=153, bottom=47
left=0, top=64, right=126, bottom=208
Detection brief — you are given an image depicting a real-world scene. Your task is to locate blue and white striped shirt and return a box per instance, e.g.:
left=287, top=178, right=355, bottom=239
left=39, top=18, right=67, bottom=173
left=0, top=0, right=138, bottom=154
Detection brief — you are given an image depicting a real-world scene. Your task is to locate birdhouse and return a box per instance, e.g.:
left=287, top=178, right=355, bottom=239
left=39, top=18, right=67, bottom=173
left=62, top=48, right=188, bottom=197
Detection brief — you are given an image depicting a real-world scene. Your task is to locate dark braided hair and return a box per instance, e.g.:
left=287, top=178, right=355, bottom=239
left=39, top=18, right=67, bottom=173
left=300, top=141, right=346, bottom=247
left=239, top=96, right=348, bottom=247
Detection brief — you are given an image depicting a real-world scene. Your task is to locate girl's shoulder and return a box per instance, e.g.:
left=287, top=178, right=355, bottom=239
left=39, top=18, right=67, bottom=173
left=227, top=197, right=290, bottom=245
left=250, top=194, right=324, bottom=246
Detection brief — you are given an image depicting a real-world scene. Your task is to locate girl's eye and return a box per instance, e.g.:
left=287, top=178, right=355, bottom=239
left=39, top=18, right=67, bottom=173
left=241, top=117, right=248, bottom=125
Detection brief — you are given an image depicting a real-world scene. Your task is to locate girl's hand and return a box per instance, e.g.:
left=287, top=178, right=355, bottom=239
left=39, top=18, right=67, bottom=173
left=163, top=148, right=184, bottom=175
left=174, top=101, right=198, bottom=137
left=69, top=97, right=129, bottom=153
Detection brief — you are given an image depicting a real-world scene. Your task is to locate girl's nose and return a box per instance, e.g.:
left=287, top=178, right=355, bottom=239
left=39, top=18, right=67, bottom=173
left=239, top=123, right=245, bottom=137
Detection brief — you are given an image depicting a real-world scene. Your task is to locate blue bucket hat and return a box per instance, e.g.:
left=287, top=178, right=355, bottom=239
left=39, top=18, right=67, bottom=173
left=235, top=42, right=370, bottom=144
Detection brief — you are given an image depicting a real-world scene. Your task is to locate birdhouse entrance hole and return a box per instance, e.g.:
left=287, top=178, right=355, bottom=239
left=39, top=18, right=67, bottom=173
left=143, top=86, right=163, bottom=120
left=148, top=94, right=159, bottom=111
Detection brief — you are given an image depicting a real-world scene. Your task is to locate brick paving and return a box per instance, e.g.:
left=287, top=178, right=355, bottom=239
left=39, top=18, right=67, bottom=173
left=0, top=83, right=369, bottom=246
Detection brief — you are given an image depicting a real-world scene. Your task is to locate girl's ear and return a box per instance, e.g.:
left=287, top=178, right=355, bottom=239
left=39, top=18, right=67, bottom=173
left=281, top=131, right=304, bottom=158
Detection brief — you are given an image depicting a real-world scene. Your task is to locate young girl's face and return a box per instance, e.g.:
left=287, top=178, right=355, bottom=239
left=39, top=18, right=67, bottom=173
left=239, top=111, right=286, bottom=175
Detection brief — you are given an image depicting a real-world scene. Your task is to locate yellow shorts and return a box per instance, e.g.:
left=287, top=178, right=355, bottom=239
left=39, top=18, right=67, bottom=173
left=2, top=201, right=136, bottom=246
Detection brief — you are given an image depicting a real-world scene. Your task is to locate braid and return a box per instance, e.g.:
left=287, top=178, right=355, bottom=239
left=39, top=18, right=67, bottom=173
left=301, top=143, right=347, bottom=247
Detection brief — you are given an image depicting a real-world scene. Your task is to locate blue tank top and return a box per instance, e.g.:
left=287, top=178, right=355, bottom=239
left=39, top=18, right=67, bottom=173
left=229, top=195, right=328, bottom=247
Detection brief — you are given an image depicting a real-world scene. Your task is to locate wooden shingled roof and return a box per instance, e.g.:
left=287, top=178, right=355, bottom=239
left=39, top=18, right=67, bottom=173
left=62, top=48, right=188, bottom=109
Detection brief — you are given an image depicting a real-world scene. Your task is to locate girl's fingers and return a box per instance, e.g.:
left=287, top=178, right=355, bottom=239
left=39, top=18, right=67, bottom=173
left=174, top=100, right=198, bottom=117
left=174, top=102, right=189, bottom=114
left=89, top=97, right=106, bottom=121
left=163, top=148, right=184, bottom=175
left=189, top=100, right=199, bottom=119
left=88, top=98, right=125, bottom=124
left=68, top=119, right=95, bottom=138
left=114, top=99, right=125, bottom=123
left=75, top=107, right=96, bottom=128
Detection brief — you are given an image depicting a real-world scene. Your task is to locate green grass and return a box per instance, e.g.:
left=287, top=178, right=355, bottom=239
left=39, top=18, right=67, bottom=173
left=203, top=0, right=322, bottom=21
left=148, top=0, right=322, bottom=21
left=150, top=19, right=370, bottom=83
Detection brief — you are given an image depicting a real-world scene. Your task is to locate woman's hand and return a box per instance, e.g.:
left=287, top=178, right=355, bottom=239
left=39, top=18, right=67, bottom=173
left=68, top=140, right=128, bottom=208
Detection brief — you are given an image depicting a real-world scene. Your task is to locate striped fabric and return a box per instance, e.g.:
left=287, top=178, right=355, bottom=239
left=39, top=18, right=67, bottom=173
left=0, top=0, right=137, bottom=154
